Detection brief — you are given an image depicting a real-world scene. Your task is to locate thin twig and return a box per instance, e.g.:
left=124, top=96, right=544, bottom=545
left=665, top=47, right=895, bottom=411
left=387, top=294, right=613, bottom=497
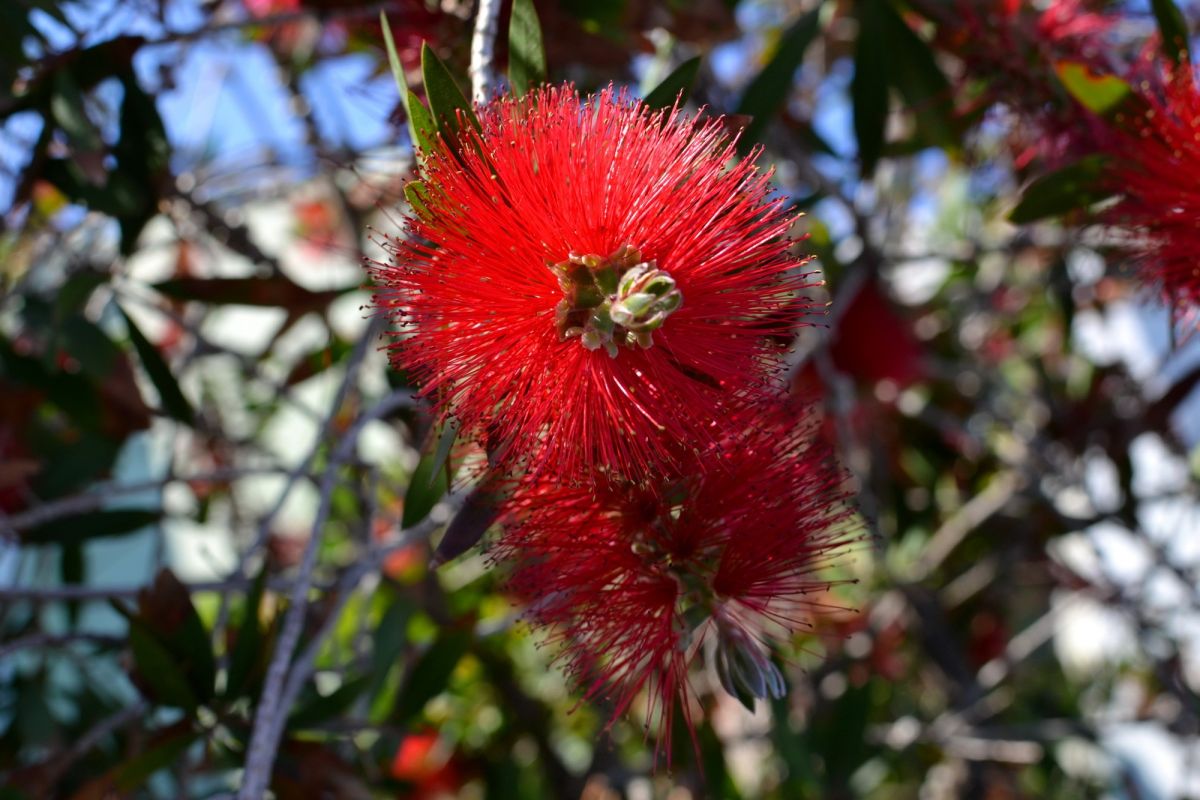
left=236, top=388, right=419, bottom=800
left=469, top=0, right=504, bottom=103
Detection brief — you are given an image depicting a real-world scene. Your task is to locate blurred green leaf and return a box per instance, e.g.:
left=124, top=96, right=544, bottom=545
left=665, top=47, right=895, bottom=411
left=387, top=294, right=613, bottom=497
left=129, top=622, right=200, bottom=710
left=852, top=0, right=888, bottom=175
left=21, top=508, right=160, bottom=545
left=428, top=416, right=460, bottom=488
left=392, top=631, right=470, bottom=722
left=1151, top=0, right=1191, bottom=64
left=1009, top=155, right=1114, bottom=224
left=131, top=569, right=217, bottom=707
left=224, top=564, right=267, bottom=701
left=882, top=1, right=958, bottom=149
left=153, top=276, right=352, bottom=309
left=112, top=721, right=198, bottom=792
left=49, top=71, right=101, bottom=152
left=642, top=56, right=701, bottom=110
left=1054, top=62, right=1131, bottom=115
left=431, top=485, right=499, bottom=567
left=119, top=305, right=195, bottom=426
left=367, top=595, right=414, bottom=715
left=422, top=43, right=479, bottom=137
left=736, top=4, right=823, bottom=146
left=402, top=419, right=453, bottom=528
left=284, top=336, right=353, bottom=387
left=508, top=0, right=546, bottom=96
left=289, top=674, right=372, bottom=729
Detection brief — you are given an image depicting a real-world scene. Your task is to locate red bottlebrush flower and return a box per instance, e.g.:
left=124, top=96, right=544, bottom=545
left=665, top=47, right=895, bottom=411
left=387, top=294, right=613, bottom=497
left=493, top=409, right=853, bottom=761
left=1105, top=66, right=1200, bottom=310
left=932, top=0, right=1119, bottom=167
left=371, top=85, right=819, bottom=481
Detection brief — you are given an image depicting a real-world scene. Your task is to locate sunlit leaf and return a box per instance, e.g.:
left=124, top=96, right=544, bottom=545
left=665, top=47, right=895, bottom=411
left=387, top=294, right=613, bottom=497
left=642, top=56, right=701, bottom=110
left=1054, top=62, right=1131, bottom=115
left=119, top=306, right=195, bottom=426
left=737, top=4, right=823, bottom=146
left=508, top=0, right=546, bottom=96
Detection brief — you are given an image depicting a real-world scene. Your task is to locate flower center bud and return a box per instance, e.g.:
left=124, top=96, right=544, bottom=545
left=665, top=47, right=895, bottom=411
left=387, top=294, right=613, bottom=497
left=552, top=244, right=683, bottom=358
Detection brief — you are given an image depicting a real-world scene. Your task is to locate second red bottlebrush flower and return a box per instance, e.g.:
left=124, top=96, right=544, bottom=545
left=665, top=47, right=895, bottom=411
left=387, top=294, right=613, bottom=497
left=1106, top=65, right=1200, bottom=311
left=372, top=84, right=820, bottom=480
left=494, top=409, right=853, bottom=760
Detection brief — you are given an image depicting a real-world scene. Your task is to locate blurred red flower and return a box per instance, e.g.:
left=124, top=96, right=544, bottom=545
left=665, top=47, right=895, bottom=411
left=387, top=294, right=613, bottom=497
left=373, top=85, right=819, bottom=481
left=1106, top=65, right=1200, bottom=310
left=389, top=732, right=465, bottom=799
left=493, top=409, right=852, bottom=760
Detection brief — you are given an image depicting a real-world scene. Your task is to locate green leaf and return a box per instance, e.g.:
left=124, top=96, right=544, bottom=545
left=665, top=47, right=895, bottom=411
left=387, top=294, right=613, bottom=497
left=118, top=305, right=195, bottom=426
left=852, top=0, right=888, bottom=175
left=402, top=420, right=453, bottom=528
left=422, top=42, right=479, bottom=137
left=22, top=508, right=160, bottom=545
left=427, top=416, right=460, bottom=487
left=380, top=13, right=438, bottom=155
left=881, top=2, right=958, bottom=149
left=152, top=276, right=353, bottom=308
left=288, top=674, right=372, bottom=728
left=379, top=12, right=408, bottom=97
left=113, top=722, right=198, bottom=791
left=367, top=596, right=414, bottom=713
left=508, top=0, right=546, bottom=96
left=1008, top=155, right=1115, bottom=224
left=133, top=569, right=218, bottom=707
left=642, top=56, right=702, bottom=111
left=392, top=631, right=470, bottom=723
left=50, top=71, right=102, bottom=152
left=736, top=5, right=823, bottom=146
left=224, top=564, right=267, bottom=701
left=129, top=622, right=200, bottom=710
left=430, top=485, right=499, bottom=567
left=1151, top=0, right=1191, bottom=64
left=404, top=180, right=432, bottom=220
left=1054, top=62, right=1131, bottom=115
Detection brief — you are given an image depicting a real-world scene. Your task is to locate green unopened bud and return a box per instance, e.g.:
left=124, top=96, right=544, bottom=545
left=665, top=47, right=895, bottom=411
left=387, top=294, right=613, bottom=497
left=550, top=244, right=682, bottom=357
left=714, top=613, right=787, bottom=711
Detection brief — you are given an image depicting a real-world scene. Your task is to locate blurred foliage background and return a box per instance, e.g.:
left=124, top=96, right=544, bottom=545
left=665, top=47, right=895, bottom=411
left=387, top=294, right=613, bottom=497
left=2, top=0, right=1200, bottom=798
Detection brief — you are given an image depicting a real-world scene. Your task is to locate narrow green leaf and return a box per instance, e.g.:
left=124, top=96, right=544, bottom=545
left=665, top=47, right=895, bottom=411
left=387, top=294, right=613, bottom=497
left=736, top=5, right=823, bottom=146
left=405, top=90, right=438, bottom=155
left=224, top=564, right=267, bottom=701
left=129, top=623, right=199, bottom=710
left=430, top=485, right=499, bottom=567
left=22, top=508, right=160, bottom=545
left=881, top=2, right=958, bottom=149
left=136, top=569, right=218, bottom=706
left=367, top=596, right=414, bottom=712
left=113, top=723, right=198, bottom=791
left=379, top=11, right=407, bottom=96
left=380, top=13, right=438, bottom=155
left=404, top=180, right=432, bottom=220
left=642, top=56, right=702, bottom=110
left=422, top=42, right=479, bottom=137
left=1150, top=0, right=1191, bottom=64
left=1008, top=155, right=1115, bottom=224
left=402, top=423, right=452, bottom=528
left=119, top=305, right=195, bottom=426
left=852, top=0, right=888, bottom=175
left=508, top=0, right=546, bottom=96
left=50, top=71, right=101, bottom=151
left=392, top=631, right=470, bottom=723
left=288, top=674, right=372, bottom=728
left=1055, top=62, right=1131, bottom=115
left=427, top=416, right=460, bottom=487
